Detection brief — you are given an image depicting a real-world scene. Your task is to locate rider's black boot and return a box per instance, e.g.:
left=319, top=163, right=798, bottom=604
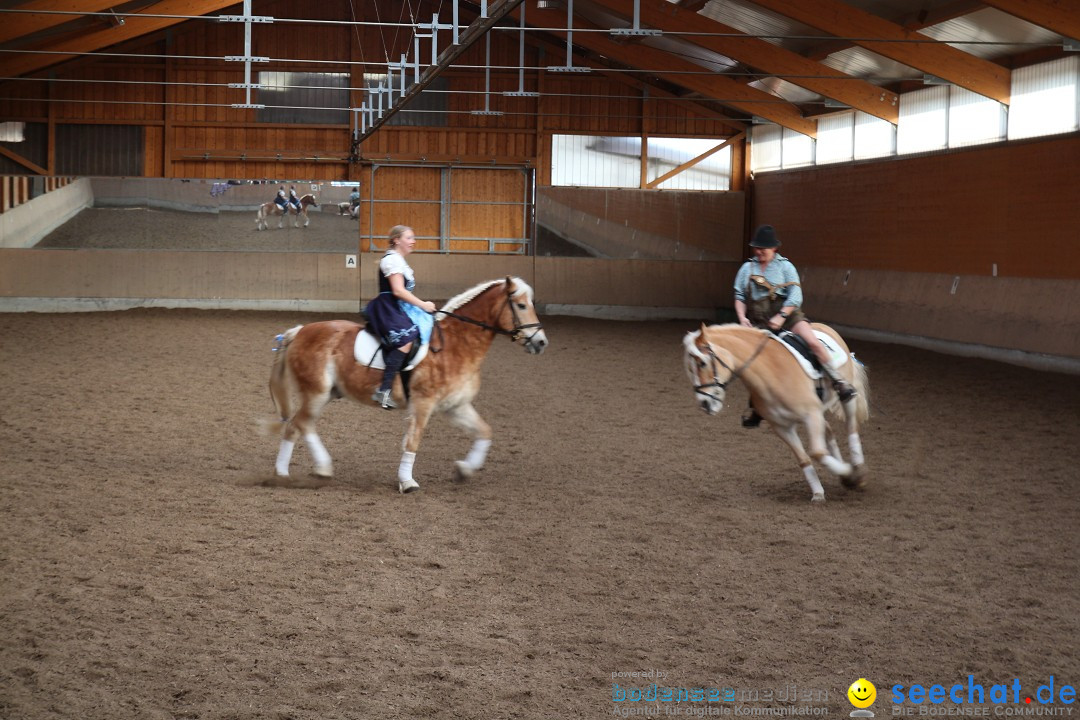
left=372, top=348, right=406, bottom=409
left=823, top=365, right=857, bottom=403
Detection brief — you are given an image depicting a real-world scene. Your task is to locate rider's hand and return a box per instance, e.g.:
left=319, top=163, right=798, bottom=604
left=768, top=315, right=784, bottom=331
left=740, top=317, right=754, bottom=328
left=420, top=300, right=437, bottom=313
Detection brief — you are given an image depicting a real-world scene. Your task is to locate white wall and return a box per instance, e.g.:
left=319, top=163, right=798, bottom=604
left=0, top=178, right=93, bottom=248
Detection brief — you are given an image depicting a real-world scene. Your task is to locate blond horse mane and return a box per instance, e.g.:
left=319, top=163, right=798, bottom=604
left=440, top=277, right=534, bottom=315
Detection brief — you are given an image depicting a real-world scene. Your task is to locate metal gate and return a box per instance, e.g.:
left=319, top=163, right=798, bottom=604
left=360, top=164, right=532, bottom=254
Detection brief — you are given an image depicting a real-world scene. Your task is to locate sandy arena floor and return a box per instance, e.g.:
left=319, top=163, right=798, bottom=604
left=1, top=310, right=1078, bottom=719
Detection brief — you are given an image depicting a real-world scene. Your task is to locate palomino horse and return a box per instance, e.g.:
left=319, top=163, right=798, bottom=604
left=684, top=323, right=870, bottom=502
left=266, top=277, right=548, bottom=493
left=336, top=201, right=358, bottom=219
left=255, top=194, right=318, bottom=230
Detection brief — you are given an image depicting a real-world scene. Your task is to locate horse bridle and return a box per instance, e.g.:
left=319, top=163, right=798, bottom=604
left=692, top=333, right=771, bottom=400
left=431, top=283, right=544, bottom=352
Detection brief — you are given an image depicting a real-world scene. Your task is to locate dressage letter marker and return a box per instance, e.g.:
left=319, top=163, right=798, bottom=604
left=345, top=255, right=357, bottom=269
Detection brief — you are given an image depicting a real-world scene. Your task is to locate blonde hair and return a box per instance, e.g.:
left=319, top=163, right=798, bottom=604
left=387, top=225, right=411, bottom=248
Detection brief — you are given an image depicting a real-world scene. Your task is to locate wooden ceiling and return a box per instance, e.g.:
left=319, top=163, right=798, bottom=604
left=0, top=0, right=1077, bottom=137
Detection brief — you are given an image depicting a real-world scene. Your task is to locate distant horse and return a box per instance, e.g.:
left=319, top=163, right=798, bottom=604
left=255, top=194, right=317, bottom=230
left=336, top=201, right=358, bottom=218
left=266, top=277, right=548, bottom=493
left=683, top=323, right=870, bottom=502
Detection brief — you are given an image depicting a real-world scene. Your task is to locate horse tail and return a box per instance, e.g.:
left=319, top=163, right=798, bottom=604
left=851, top=355, right=870, bottom=423
left=265, top=325, right=303, bottom=432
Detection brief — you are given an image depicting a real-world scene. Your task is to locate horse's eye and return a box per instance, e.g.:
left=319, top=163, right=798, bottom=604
left=698, top=360, right=706, bottom=368
left=516, top=303, right=526, bottom=310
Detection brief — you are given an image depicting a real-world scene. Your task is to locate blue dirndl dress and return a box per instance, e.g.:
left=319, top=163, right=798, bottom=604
left=364, top=250, right=434, bottom=348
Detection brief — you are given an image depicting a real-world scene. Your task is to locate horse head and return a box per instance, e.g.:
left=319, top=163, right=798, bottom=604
left=301, top=194, right=317, bottom=208
left=684, top=324, right=736, bottom=415
left=499, top=277, right=547, bottom=354
left=439, top=277, right=548, bottom=354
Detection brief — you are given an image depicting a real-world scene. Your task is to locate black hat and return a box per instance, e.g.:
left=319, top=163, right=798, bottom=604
left=749, top=224, right=780, bottom=248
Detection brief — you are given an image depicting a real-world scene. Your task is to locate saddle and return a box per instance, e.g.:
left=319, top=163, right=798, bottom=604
left=353, top=327, right=429, bottom=372
left=770, top=330, right=846, bottom=379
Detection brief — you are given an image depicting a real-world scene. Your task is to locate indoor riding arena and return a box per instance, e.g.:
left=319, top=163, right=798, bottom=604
left=2, top=1, right=1078, bottom=718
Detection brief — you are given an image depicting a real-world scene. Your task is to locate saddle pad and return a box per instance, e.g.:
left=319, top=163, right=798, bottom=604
left=770, top=330, right=848, bottom=379
left=354, top=328, right=429, bottom=371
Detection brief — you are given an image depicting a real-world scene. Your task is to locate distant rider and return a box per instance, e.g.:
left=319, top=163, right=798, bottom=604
left=274, top=186, right=288, bottom=211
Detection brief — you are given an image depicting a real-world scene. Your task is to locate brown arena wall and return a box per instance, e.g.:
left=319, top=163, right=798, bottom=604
left=751, top=133, right=1080, bottom=361
left=538, top=188, right=746, bottom=261
left=0, top=250, right=733, bottom=320
left=753, top=133, right=1080, bottom=279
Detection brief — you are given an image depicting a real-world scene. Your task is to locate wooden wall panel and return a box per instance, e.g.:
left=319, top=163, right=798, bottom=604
left=753, top=133, right=1080, bottom=279
left=0, top=79, right=48, bottom=120
left=144, top=126, right=164, bottom=176
left=52, top=64, right=165, bottom=122
left=450, top=168, right=525, bottom=202
left=371, top=202, right=441, bottom=242
left=447, top=74, right=535, bottom=131
left=371, top=166, right=440, bottom=200
left=450, top=203, right=523, bottom=239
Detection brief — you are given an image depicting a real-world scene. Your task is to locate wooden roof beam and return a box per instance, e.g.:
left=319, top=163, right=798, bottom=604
left=590, top=0, right=899, bottom=123
left=747, top=0, right=1012, bottom=104
left=524, top=31, right=747, bottom=130
left=0, top=0, right=135, bottom=45
left=979, top=0, right=1080, bottom=43
left=0, top=0, right=241, bottom=78
left=803, top=0, right=984, bottom=62
left=525, top=6, right=816, bottom=136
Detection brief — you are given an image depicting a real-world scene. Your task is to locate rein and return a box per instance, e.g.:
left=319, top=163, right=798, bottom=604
left=428, top=283, right=543, bottom=353
left=694, top=331, right=771, bottom=398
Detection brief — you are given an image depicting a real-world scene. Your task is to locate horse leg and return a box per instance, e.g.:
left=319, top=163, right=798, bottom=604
left=302, top=211, right=310, bottom=228
left=446, top=402, right=493, bottom=481
left=276, top=391, right=334, bottom=478
left=771, top=423, right=826, bottom=502
left=396, top=398, right=437, bottom=494
left=840, top=400, right=867, bottom=489
left=805, top=412, right=854, bottom=482
left=823, top=422, right=844, bottom=465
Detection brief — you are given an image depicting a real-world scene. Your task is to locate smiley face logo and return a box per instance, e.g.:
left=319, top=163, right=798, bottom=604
left=848, top=678, right=877, bottom=709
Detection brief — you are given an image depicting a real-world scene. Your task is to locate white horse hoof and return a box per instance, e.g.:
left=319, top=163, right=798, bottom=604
left=398, top=478, right=420, bottom=494
left=454, top=460, right=476, bottom=481
left=314, top=464, right=334, bottom=478
left=810, top=493, right=826, bottom=503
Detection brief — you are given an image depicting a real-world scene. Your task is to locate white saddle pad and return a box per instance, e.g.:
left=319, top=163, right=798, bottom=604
left=770, top=330, right=848, bottom=379
left=354, top=329, right=429, bottom=371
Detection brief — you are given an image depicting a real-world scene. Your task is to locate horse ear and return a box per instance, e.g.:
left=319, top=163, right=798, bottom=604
left=700, top=322, right=709, bottom=335
left=504, top=275, right=514, bottom=290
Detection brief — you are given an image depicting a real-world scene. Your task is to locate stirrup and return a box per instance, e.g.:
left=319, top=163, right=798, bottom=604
left=372, top=388, right=397, bottom=409
left=741, top=409, right=763, bottom=428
